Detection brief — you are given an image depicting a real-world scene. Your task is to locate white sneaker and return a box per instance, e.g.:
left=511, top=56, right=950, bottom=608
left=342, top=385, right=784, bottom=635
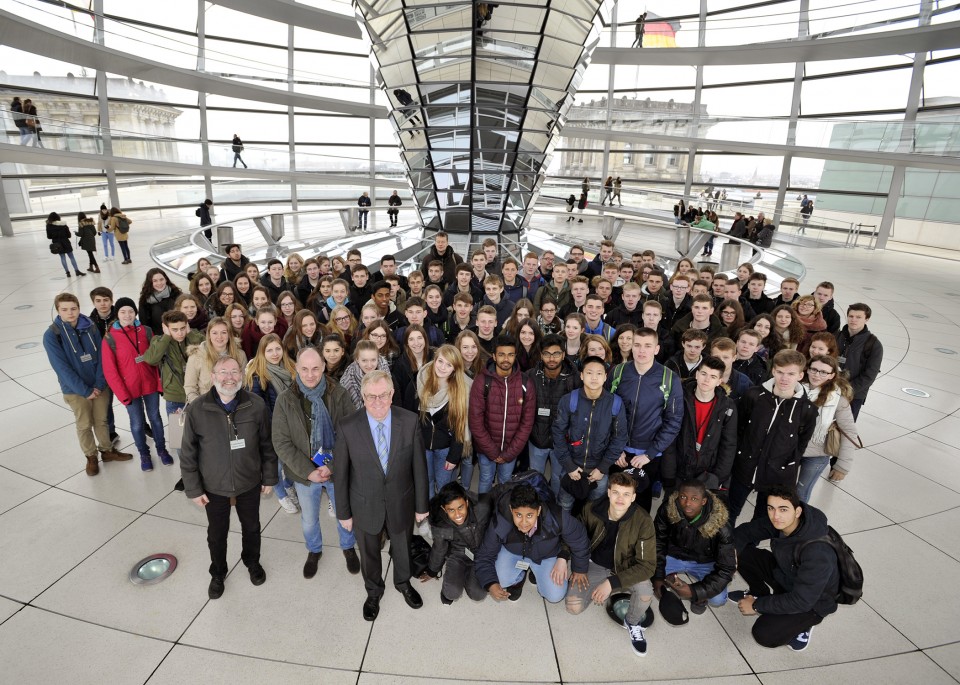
left=327, top=500, right=335, bottom=517
left=278, top=496, right=299, bottom=514
left=625, top=618, right=648, bottom=656
left=285, top=487, right=299, bottom=507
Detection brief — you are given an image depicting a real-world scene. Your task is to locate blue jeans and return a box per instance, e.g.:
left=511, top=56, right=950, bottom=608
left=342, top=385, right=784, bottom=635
left=101, top=231, right=115, bottom=256
left=665, top=556, right=728, bottom=606
left=293, top=480, right=355, bottom=552
left=427, top=447, right=455, bottom=497
left=477, top=453, right=517, bottom=494
left=127, top=392, right=165, bottom=455
left=528, top=444, right=561, bottom=497
left=58, top=251, right=80, bottom=273
left=495, top=547, right=567, bottom=603
left=273, top=463, right=295, bottom=501
left=796, top=455, right=830, bottom=503
left=557, top=473, right=608, bottom=511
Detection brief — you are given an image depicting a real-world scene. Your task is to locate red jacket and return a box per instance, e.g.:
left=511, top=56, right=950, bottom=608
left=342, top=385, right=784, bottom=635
left=101, top=322, right=162, bottom=405
left=241, top=318, right=289, bottom=359
left=468, top=360, right=537, bottom=462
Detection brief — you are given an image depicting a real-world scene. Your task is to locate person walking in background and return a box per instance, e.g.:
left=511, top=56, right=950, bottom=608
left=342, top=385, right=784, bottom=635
left=613, top=177, right=623, bottom=206
left=75, top=212, right=100, bottom=273
left=601, top=176, right=614, bottom=206
left=46, top=212, right=85, bottom=278
left=197, top=198, right=214, bottom=241
left=232, top=134, right=247, bottom=168
left=22, top=98, right=43, bottom=147
left=96, top=204, right=116, bottom=261
left=632, top=13, right=647, bottom=48
left=109, top=206, right=133, bottom=264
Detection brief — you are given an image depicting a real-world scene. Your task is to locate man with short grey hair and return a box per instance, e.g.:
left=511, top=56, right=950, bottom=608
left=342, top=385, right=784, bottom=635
left=180, top=356, right=278, bottom=600
left=333, top=370, right=429, bottom=621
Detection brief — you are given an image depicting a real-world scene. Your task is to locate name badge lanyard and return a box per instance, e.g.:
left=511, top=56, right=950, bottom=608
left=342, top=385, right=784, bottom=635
left=119, top=325, right=142, bottom=360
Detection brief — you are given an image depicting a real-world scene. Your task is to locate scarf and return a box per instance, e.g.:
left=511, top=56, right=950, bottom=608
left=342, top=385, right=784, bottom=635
left=296, top=374, right=336, bottom=454
left=147, top=285, right=172, bottom=305
left=796, top=311, right=827, bottom=333
left=265, top=362, right=293, bottom=394
left=804, top=384, right=840, bottom=447
left=417, top=364, right=449, bottom=414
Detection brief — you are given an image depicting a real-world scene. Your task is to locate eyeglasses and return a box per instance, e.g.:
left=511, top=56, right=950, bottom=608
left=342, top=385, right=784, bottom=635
left=542, top=350, right=564, bottom=358
left=334, top=315, right=350, bottom=322
left=214, top=370, right=241, bottom=378
left=807, top=368, right=834, bottom=376
left=368, top=332, right=387, bottom=340
left=363, top=391, right=392, bottom=403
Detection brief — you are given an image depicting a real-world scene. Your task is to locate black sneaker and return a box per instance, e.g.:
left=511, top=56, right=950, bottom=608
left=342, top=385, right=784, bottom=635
left=690, top=600, right=707, bottom=615
left=506, top=580, right=524, bottom=602
left=109, top=431, right=119, bottom=444
left=624, top=618, right=648, bottom=656
left=440, top=593, right=454, bottom=606
left=144, top=425, right=153, bottom=439
left=174, top=478, right=185, bottom=492
left=248, top=564, right=266, bottom=586
left=788, top=627, right=813, bottom=651
left=727, top=590, right=748, bottom=604
left=527, top=570, right=537, bottom=586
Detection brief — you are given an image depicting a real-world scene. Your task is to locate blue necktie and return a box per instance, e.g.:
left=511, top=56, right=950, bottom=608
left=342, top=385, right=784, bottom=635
left=376, top=422, right=388, bottom=474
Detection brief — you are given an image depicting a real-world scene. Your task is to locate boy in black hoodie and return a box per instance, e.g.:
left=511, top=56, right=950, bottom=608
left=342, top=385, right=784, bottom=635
left=732, top=486, right=839, bottom=651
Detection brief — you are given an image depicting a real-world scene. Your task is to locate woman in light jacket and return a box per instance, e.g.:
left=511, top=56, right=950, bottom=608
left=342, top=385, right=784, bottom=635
left=797, top=354, right=860, bottom=502
left=108, top=206, right=133, bottom=264
left=95, top=204, right=115, bottom=261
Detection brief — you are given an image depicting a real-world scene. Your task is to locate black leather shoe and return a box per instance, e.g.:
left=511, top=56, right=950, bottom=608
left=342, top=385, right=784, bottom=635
left=303, top=551, right=321, bottom=579
left=399, top=584, right=423, bottom=610
left=363, top=595, right=381, bottom=621
left=208, top=576, right=225, bottom=599
left=343, top=548, right=361, bottom=575
left=248, top=564, right=266, bottom=586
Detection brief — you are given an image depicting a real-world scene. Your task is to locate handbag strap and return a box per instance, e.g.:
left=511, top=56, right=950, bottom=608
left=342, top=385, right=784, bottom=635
left=834, top=423, right=863, bottom=449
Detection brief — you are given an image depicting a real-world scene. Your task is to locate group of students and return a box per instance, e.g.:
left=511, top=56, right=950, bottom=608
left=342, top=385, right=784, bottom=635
left=44, top=230, right=882, bottom=657
left=45, top=204, right=133, bottom=277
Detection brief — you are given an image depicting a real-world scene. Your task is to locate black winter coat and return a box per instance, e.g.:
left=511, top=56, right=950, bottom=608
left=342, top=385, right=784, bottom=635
left=552, top=389, right=629, bottom=474
left=654, top=491, right=736, bottom=602
left=661, top=381, right=737, bottom=490
left=525, top=361, right=581, bottom=448
left=734, top=504, right=839, bottom=617
left=836, top=325, right=883, bottom=401
left=733, top=382, right=818, bottom=489
left=76, top=219, right=98, bottom=251
left=46, top=221, right=73, bottom=253
left=426, top=492, right=492, bottom=575
left=732, top=354, right=769, bottom=386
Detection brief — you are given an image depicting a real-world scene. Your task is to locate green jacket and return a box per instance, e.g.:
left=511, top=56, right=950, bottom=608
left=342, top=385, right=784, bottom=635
left=580, top=496, right=656, bottom=591
left=142, top=330, right=205, bottom=403
left=534, top=280, right=571, bottom=313
left=272, top=378, right=356, bottom=485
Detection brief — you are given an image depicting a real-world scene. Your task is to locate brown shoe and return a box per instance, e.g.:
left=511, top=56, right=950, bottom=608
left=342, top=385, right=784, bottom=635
left=100, top=449, right=133, bottom=462
left=85, top=454, right=100, bottom=476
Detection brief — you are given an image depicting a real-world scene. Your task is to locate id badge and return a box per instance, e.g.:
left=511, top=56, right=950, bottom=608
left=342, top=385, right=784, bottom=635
left=695, top=441, right=702, bottom=452
left=312, top=448, right=333, bottom=467
left=537, top=407, right=551, bottom=417
left=134, top=355, right=145, bottom=364
left=79, top=353, right=92, bottom=362
left=230, top=438, right=246, bottom=450
left=515, top=560, right=530, bottom=571
left=464, top=548, right=475, bottom=561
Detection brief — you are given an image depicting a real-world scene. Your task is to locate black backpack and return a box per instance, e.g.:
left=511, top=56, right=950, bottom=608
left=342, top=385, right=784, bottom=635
left=492, top=469, right=555, bottom=517
left=795, top=525, right=864, bottom=605
left=409, top=534, right=432, bottom=577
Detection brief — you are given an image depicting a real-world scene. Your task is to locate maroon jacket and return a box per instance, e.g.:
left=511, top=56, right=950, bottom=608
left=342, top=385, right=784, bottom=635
left=468, top=360, right=537, bottom=462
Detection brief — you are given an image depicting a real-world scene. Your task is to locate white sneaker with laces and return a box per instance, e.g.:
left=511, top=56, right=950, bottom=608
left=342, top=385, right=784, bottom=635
left=624, top=618, right=648, bottom=656
left=285, top=486, right=299, bottom=507
left=278, top=496, right=299, bottom=514
left=327, top=500, right=336, bottom=517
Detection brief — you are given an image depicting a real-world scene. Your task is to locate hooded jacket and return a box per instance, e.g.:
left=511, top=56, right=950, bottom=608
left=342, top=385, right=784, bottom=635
left=468, top=359, right=537, bottom=462
left=734, top=504, right=839, bottom=617
left=654, top=491, right=736, bottom=602
left=732, top=354, right=769, bottom=386
left=426, top=492, right=492, bottom=576
left=661, top=380, right=737, bottom=490
left=525, top=360, right=581, bottom=449
left=732, top=379, right=818, bottom=488
left=475, top=499, right=590, bottom=589
left=44, top=315, right=106, bottom=397
left=101, top=321, right=162, bottom=405
left=421, top=244, right=463, bottom=283
left=76, top=217, right=98, bottom=252
left=46, top=221, right=73, bottom=253
left=552, top=389, right=629, bottom=474
left=580, top=496, right=656, bottom=590
left=142, top=330, right=205, bottom=403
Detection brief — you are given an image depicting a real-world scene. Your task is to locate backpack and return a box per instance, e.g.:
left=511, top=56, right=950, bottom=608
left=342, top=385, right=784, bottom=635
left=116, top=216, right=129, bottom=234
left=195, top=207, right=202, bottom=217
left=102, top=325, right=153, bottom=354
left=794, top=525, right=864, bottom=605
left=609, top=363, right=673, bottom=410
left=409, top=534, right=432, bottom=577
left=492, top=469, right=555, bottom=514
left=568, top=389, right=622, bottom=417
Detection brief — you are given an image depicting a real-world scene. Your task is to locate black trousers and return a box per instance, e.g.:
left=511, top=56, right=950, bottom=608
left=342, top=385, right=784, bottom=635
left=738, top=545, right=824, bottom=647
left=728, top=479, right=770, bottom=524
left=356, top=524, right=412, bottom=598
left=442, top=552, right=486, bottom=602
left=205, top=485, right=262, bottom=578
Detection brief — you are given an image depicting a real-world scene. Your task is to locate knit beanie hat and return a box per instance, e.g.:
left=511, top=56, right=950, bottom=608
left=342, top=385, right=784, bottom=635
left=114, top=297, right=138, bottom=315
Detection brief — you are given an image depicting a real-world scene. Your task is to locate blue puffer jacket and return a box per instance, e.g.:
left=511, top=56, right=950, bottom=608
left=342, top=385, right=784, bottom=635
left=43, top=315, right=106, bottom=397
left=552, top=389, right=628, bottom=474
left=606, top=361, right=683, bottom=457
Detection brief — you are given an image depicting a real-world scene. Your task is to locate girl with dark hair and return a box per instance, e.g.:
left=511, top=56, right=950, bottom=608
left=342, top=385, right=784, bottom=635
left=362, top=319, right=400, bottom=368
left=46, top=212, right=84, bottom=277
left=611, top=323, right=636, bottom=365
left=138, top=268, right=183, bottom=335
left=771, top=305, right=805, bottom=351
left=283, top=309, right=323, bottom=360
left=96, top=204, right=115, bottom=260
left=516, top=318, right=542, bottom=371
left=320, top=334, right=349, bottom=383
left=718, top=298, right=746, bottom=339
left=748, top=313, right=784, bottom=360
left=392, top=324, right=432, bottom=407
left=76, top=212, right=100, bottom=273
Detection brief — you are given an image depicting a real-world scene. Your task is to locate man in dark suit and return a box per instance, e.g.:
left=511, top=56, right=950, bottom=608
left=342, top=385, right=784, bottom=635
left=333, top=370, right=429, bottom=621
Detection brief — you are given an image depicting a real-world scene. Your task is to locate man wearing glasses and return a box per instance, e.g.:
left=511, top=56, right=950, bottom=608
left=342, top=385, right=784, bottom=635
left=333, top=371, right=429, bottom=621
left=180, top=356, right=278, bottom=600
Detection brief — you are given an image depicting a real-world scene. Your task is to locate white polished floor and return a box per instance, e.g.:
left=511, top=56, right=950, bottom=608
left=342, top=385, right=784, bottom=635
left=2, top=215, right=960, bottom=684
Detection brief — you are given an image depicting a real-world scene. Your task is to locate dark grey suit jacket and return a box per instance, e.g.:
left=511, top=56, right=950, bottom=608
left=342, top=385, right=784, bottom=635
left=333, top=406, right=428, bottom=536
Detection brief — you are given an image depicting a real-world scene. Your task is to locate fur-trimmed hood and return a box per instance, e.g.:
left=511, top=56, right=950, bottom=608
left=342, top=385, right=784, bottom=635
left=664, top=490, right=729, bottom=539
